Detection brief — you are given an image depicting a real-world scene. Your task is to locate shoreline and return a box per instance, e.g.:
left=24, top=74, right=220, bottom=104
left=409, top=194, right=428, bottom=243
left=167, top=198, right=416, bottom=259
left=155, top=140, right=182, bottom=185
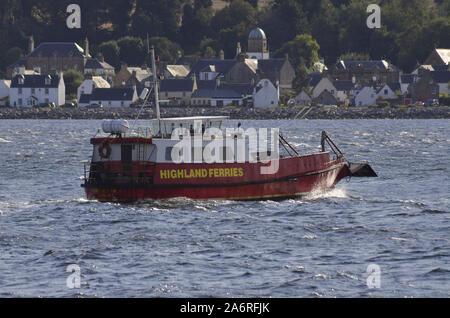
left=0, top=106, right=449, bottom=120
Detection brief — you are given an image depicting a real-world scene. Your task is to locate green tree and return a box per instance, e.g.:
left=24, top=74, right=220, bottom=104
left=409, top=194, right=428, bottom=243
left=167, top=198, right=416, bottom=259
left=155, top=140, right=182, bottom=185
left=98, top=40, right=120, bottom=68
left=117, top=36, right=146, bottom=66
left=147, top=37, right=182, bottom=63
left=64, top=70, right=84, bottom=100
left=275, top=34, right=320, bottom=70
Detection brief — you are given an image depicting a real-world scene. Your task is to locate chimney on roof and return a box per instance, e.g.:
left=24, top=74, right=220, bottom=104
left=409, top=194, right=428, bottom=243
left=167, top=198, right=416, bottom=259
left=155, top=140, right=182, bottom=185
left=285, top=53, right=289, bottom=61
left=28, top=35, right=34, bottom=54
left=215, top=76, right=221, bottom=89
left=84, top=37, right=89, bottom=57
left=236, top=42, right=241, bottom=57
left=97, top=53, right=104, bottom=62
left=219, top=49, right=224, bottom=60
left=237, top=53, right=246, bottom=63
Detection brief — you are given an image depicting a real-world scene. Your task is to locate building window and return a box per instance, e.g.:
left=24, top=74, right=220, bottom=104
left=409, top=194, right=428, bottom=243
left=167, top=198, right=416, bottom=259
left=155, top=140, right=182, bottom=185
left=45, top=88, right=49, bottom=95
left=384, top=89, right=388, bottom=95
left=18, top=98, right=22, bottom=106
left=121, top=101, right=124, bottom=107
left=45, top=98, right=49, bottom=103
left=18, top=88, right=22, bottom=94
left=31, top=88, right=35, bottom=94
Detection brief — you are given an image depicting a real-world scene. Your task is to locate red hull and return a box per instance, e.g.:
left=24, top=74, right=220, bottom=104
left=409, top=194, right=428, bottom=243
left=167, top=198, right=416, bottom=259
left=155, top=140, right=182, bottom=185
left=82, top=153, right=351, bottom=202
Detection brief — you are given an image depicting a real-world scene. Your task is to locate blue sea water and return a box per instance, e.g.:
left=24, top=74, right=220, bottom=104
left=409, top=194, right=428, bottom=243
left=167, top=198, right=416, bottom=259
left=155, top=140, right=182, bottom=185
left=0, top=119, right=448, bottom=297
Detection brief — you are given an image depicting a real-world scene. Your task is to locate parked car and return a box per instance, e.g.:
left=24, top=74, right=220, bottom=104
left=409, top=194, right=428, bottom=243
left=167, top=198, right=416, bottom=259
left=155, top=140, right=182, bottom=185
left=130, top=102, right=153, bottom=108
left=87, top=103, right=103, bottom=109
left=61, top=102, right=77, bottom=108
left=426, top=99, right=439, bottom=106
left=33, top=102, right=55, bottom=108
left=414, top=101, right=425, bottom=106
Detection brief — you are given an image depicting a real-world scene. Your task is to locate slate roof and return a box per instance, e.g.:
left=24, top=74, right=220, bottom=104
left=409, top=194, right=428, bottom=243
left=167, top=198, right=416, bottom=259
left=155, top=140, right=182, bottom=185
left=309, top=73, right=323, bottom=88
left=28, top=42, right=88, bottom=58
left=10, top=74, right=60, bottom=88
left=84, top=58, right=114, bottom=70
left=90, top=88, right=135, bottom=101
left=257, top=58, right=285, bottom=74
left=401, top=74, right=417, bottom=84
left=79, top=94, right=91, bottom=104
left=431, top=71, right=450, bottom=83
left=188, top=59, right=236, bottom=77
left=160, top=79, right=195, bottom=92
left=333, top=80, right=355, bottom=91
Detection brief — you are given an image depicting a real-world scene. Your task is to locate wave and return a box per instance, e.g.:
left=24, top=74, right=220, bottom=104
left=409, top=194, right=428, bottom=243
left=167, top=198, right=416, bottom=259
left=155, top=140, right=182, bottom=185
left=0, top=138, right=11, bottom=143
left=304, top=187, right=350, bottom=201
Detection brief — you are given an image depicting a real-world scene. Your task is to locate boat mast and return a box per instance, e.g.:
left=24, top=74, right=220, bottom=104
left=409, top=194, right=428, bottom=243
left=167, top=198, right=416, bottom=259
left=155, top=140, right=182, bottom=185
left=148, top=36, right=161, bottom=134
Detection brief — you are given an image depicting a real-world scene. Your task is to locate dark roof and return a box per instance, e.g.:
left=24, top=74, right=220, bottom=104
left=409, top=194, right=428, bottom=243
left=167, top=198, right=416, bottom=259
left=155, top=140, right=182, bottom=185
left=28, top=42, right=88, bottom=58
left=309, top=73, right=323, bottom=87
left=401, top=74, right=417, bottom=84
left=387, top=82, right=401, bottom=92
left=197, top=80, right=217, bottom=90
left=79, top=94, right=91, bottom=104
left=431, top=71, right=450, bottom=83
left=333, top=80, right=354, bottom=91
left=188, top=59, right=236, bottom=77
left=257, top=58, right=286, bottom=74
left=90, top=88, right=135, bottom=101
left=220, top=83, right=254, bottom=96
left=84, top=58, right=114, bottom=70
left=192, top=88, right=242, bottom=99
left=10, top=74, right=60, bottom=88
left=160, top=79, right=195, bottom=92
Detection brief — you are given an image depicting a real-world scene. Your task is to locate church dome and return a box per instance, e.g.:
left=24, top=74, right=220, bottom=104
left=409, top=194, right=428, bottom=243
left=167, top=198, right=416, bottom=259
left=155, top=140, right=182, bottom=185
left=248, top=28, right=266, bottom=40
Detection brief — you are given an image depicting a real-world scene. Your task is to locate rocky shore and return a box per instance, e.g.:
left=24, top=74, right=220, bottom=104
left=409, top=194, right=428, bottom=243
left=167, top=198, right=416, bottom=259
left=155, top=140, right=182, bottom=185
left=0, top=105, right=449, bottom=120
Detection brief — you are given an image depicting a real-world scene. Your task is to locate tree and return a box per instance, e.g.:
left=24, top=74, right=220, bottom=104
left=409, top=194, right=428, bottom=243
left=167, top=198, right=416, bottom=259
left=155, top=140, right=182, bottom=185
left=98, top=40, right=120, bottom=68
left=117, top=36, right=146, bottom=66
left=147, top=37, right=182, bottom=63
left=64, top=70, right=84, bottom=100
left=275, top=34, right=320, bottom=70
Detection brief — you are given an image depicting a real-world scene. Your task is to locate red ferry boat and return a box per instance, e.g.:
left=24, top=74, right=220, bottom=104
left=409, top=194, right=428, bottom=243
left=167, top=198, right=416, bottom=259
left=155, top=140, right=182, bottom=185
left=81, top=48, right=376, bottom=203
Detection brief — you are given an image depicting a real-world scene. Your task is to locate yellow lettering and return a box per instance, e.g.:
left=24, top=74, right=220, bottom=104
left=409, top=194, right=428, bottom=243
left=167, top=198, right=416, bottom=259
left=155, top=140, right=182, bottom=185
left=202, top=169, right=208, bottom=178
left=170, top=169, right=177, bottom=179
left=209, top=169, right=214, bottom=178
left=177, top=170, right=184, bottom=178
left=224, top=168, right=230, bottom=177
left=238, top=168, right=244, bottom=177
left=160, top=170, right=167, bottom=179
left=219, top=168, right=224, bottom=177
left=214, top=168, right=219, bottom=177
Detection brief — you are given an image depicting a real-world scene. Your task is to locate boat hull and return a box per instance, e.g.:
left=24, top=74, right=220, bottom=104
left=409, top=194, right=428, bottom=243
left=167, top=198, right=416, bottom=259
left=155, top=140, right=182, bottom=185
left=82, top=155, right=350, bottom=202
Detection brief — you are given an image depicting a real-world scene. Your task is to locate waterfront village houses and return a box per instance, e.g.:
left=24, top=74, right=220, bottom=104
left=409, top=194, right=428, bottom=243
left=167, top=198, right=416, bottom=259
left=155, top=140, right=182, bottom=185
left=78, top=87, right=138, bottom=107
left=7, top=37, right=98, bottom=79
left=77, top=75, right=111, bottom=101
left=10, top=74, right=65, bottom=107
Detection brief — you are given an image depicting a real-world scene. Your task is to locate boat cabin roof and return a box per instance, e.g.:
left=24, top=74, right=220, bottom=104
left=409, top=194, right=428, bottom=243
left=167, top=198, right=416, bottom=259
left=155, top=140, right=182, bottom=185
left=150, top=116, right=229, bottom=138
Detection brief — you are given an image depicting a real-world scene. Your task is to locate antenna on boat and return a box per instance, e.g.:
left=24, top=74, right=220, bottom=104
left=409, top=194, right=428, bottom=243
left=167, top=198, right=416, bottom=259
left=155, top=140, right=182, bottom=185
left=149, top=37, right=161, bottom=135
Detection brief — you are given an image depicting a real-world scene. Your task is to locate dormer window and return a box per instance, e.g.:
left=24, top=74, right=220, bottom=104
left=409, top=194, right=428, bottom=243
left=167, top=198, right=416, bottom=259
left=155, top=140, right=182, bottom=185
left=45, top=75, right=51, bottom=85
left=18, top=75, right=24, bottom=85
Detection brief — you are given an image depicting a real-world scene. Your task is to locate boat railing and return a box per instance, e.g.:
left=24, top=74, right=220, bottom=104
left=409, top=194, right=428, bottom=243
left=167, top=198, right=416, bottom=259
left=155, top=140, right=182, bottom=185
left=83, top=162, right=155, bottom=185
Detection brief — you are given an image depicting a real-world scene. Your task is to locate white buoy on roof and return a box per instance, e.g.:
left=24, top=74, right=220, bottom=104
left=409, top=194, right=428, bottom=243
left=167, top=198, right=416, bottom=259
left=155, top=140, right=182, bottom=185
left=102, top=120, right=130, bottom=134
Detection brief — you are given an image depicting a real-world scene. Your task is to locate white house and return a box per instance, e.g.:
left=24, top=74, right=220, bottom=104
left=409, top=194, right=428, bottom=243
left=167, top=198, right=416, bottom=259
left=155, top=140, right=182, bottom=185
left=9, top=74, right=65, bottom=107
left=77, top=76, right=111, bottom=101
left=293, top=90, right=311, bottom=106
left=79, top=87, right=138, bottom=107
left=376, top=84, right=397, bottom=100
left=354, top=86, right=377, bottom=106
left=0, top=80, right=11, bottom=106
left=191, top=88, right=243, bottom=107
left=253, top=79, right=278, bottom=108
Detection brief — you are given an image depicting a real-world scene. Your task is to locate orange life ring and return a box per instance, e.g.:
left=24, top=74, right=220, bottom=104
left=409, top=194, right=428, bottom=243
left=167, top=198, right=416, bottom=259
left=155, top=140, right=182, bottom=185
left=98, top=141, right=111, bottom=159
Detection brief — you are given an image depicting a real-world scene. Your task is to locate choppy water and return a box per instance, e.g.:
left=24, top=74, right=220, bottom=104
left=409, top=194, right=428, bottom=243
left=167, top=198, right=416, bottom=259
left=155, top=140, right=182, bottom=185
left=0, top=119, right=449, bottom=298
